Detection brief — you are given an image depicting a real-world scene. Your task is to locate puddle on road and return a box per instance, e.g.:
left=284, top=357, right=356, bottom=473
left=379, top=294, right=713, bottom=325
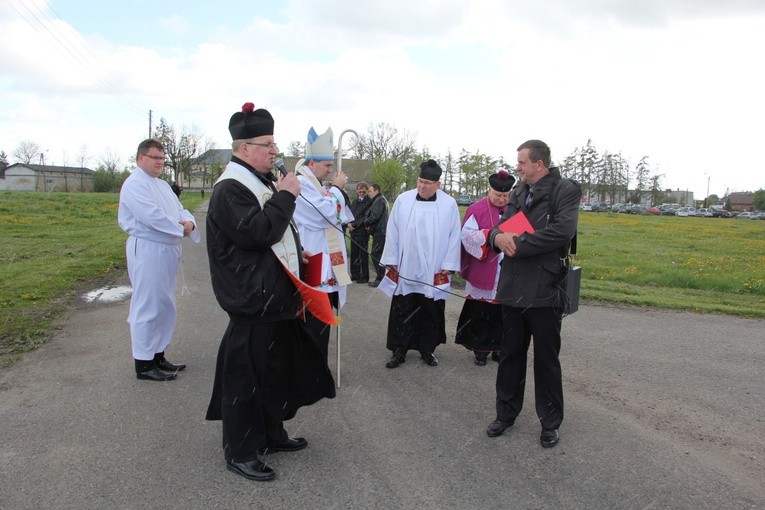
left=82, top=285, right=132, bottom=303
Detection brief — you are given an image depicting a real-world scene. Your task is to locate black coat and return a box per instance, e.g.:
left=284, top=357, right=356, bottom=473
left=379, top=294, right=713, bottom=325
left=489, top=168, right=581, bottom=308
left=349, top=196, right=373, bottom=235
left=206, top=173, right=302, bottom=321
left=362, top=194, right=389, bottom=235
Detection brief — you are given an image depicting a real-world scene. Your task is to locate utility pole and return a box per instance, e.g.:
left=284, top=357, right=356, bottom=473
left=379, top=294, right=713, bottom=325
left=148, top=110, right=153, bottom=138
left=705, top=174, right=710, bottom=207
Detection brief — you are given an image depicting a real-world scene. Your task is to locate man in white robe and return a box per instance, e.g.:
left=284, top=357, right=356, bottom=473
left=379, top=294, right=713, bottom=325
left=118, top=139, right=200, bottom=381
left=377, top=159, right=461, bottom=368
left=292, top=127, right=353, bottom=360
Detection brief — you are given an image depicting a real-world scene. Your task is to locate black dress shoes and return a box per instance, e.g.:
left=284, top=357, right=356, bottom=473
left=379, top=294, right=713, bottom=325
left=541, top=428, right=560, bottom=448
left=368, top=280, right=381, bottom=288
left=474, top=353, right=488, bottom=366
left=259, top=437, right=308, bottom=455
left=421, top=352, right=438, bottom=366
left=491, top=351, right=501, bottom=362
left=156, top=358, right=186, bottom=372
left=136, top=367, right=176, bottom=381
left=386, top=353, right=405, bottom=368
left=226, top=458, right=275, bottom=481
left=486, top=419, right=514, bottom=437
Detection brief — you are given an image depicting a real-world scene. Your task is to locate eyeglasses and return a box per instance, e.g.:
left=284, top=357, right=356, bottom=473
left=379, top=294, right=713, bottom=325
left=245, top=142, right=278, bottom=150
left=142, top=154, right=165, bottom=161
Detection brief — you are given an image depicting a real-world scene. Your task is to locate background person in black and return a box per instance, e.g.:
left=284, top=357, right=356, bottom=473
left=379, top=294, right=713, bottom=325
left=486, top=139, right=581, bottom=449
left=363, top=183, right=389, bottom=287
left=347, top=181, right=372, bottom=283
left=205, top=103, right=335, bottom=482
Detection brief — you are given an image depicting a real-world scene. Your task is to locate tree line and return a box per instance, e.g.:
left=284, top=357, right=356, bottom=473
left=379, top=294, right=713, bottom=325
left=6, top=122, right=765, bottom=210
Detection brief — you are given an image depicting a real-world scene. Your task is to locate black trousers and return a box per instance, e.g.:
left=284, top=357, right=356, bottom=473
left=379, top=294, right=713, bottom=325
left=305, top=291, right=339, bottom=361
left=495, top=305, right=564, bottom=430
left=369, top=232, right=386, bottom=281
left=385, top=293, right=446, bottom=355
left=349, top=232, right=369, bottom=281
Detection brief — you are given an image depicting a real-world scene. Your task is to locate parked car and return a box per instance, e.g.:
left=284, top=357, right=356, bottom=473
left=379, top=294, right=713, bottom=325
left=611, top=203, right=626, bottom=213
left=676, top=207, right=691, bottom=217
left=580, top=204, right=593, bottom=211
left=457, top=194, right=473, bottom=206
left=695, top=208, right=713, bottom=217
left=647, top=207, right=661, bottom=215
left=709, top=206, right=731, bottom=218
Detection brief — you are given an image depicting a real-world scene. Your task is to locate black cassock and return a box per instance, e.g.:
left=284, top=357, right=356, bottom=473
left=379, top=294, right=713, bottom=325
left=455, top=299, right=503, bottom=353
left=206, top=318, right=335, bottom=463
left=385, top=293, right=446, bottom=354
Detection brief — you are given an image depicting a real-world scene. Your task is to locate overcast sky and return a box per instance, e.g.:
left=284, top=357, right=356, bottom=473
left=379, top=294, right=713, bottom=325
left=2, top=0, right=763, bottom=197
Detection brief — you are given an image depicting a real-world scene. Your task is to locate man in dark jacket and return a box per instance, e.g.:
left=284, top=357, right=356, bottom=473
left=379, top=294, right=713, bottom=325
left=485, top=139, right=581, bottom=448
left=347, top=182, right=372, bottom=283
left=363, top=183, right=389, bottom=287
left=205, top=102, right=335, bottom=482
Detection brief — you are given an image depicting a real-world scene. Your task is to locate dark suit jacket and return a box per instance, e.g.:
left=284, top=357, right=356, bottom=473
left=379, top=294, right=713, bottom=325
left=489, top=168, right=581, bottom=308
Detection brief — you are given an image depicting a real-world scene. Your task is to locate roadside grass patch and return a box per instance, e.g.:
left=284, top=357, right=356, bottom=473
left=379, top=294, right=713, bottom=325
left=0, top=191, right=204, bottom=368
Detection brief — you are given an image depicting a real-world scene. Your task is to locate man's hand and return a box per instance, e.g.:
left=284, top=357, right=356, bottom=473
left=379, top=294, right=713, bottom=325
left=277, top=172, right=301, bottom=197
left=180, top=221, right=194, bottom=237
left=494, top=232, right=519, bottom=257
left=331, top=170, right=348, bottom=188
left=301, top=249, right=314, bottom=265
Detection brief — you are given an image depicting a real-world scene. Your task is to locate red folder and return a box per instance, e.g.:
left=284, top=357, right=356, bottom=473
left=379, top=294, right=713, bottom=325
left=499, top=211, right=535, bottom=235
left=304, top=252, right=323, bottom=287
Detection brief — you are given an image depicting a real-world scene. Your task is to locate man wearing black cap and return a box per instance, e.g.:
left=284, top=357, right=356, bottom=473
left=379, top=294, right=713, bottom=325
left=205, top=103, right=335, bottom=481
left=485, top=140, right=581, bottom=449
left=375, top=159, right=461, bottom=368
left=455, top=170, right=515, bottom=365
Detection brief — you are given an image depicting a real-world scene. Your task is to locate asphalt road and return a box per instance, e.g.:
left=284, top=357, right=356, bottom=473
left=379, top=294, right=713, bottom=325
left=1, top=204, right=763, bottom=509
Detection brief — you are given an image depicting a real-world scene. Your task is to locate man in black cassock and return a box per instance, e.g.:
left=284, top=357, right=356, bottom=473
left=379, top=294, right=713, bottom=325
left=205, top=102, right=335, bottom=482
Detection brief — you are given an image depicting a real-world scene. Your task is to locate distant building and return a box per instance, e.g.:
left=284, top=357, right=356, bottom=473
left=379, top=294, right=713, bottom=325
left=723, top=192, right=754, bottom=211
left=663, top=189, right=695, bottom=207
left=0, top=163, right=95, bottom=192
left=185, top=149, right=373, bottom=194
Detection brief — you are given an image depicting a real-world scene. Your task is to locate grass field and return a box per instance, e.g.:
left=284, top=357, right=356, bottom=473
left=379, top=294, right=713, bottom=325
left=0, top=191, right=204, bottom=367
left=574, top=212, right=764, bottom=316
left=1, top=191, right=763, bottom=367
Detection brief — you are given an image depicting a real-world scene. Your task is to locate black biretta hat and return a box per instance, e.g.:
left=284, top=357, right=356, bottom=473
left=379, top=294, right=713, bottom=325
left=419, top=159, right=442, bottom=181
left=229, top=102, right=274, bottom=140
left=489, top=169, right=515, bottom=192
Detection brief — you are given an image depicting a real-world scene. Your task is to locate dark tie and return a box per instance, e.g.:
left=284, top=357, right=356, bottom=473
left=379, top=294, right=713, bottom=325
left=525, top=189, right=534, bottom=209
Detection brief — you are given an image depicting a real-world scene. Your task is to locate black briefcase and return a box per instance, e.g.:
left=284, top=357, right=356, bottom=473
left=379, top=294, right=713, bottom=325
left=563, top=265, right=581, bottom=315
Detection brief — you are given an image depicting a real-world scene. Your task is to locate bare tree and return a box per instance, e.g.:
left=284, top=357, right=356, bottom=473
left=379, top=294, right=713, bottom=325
left=354, top=122, right=417, bottom=168
left=154, top=118, right=204, bottom=185
left=13, top=140, right=41, bottom=164
left=285, top=141, right=305, bottom=157
left=76, top=145, right=90, bottom=168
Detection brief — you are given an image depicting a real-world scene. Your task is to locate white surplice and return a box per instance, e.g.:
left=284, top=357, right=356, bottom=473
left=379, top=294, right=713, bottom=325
left=292, top=165, right=354, bottom=308
left=378, top=188, right=461, bottom=301
left=118, top=167, right=200, bottom=360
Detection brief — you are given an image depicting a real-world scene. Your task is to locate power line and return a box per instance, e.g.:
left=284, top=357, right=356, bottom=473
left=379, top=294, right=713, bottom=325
left=2, top=0, right=148, bottom=118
